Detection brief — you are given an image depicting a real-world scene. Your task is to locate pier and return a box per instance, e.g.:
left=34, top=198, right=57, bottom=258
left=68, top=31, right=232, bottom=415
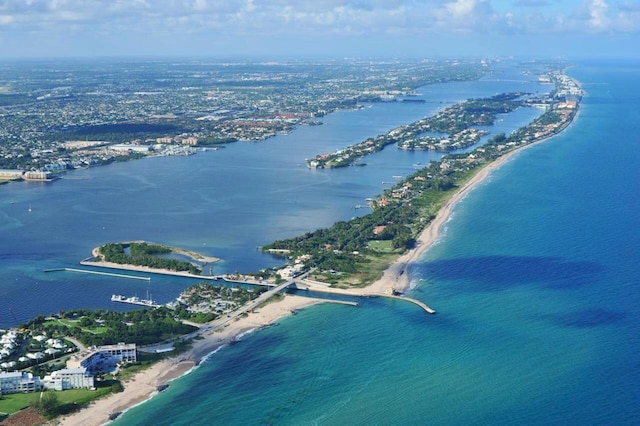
left=44, top=268, right=151, bottom=281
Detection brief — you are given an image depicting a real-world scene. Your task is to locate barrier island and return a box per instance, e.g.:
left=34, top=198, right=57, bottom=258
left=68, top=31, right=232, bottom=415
left=267, top=70, right=581, bottom=290
left=4, top=68, right=581, bottom=426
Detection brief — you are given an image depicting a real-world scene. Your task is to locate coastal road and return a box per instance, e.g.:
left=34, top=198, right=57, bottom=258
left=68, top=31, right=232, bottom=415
left=188, top=278, right=297, bottom=340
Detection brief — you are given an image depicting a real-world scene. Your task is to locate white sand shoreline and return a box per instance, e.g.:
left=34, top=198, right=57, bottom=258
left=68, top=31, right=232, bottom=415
left=58, top=85, right=581, bottom=426
left=59, top=127, right=573, bottom=426
left=57, top=295, right=325, bottom=426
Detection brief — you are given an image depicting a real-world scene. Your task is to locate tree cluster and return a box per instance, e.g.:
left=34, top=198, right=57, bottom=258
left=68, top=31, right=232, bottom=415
left=23, top=308, right=198, bottom=347
left=99, top=242, right=200, bottom=274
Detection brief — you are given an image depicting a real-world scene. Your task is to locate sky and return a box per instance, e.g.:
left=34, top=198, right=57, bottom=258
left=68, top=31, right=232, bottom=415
left=0, top=0, right=639, bottom=59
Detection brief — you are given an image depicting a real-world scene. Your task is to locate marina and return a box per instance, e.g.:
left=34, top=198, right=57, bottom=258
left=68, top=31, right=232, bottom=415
left=110, top=294, right=160, bottom=308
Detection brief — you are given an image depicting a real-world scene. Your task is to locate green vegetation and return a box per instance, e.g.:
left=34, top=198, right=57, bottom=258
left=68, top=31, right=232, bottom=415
left=22, top=308, right=198, bottom=347
left=176, top=282, right=267, bottom=320
left=197, top=136, right=238, bottom=145
left=267, top=81, right=579, bottom=288
left=97, top=242, right=200, bottom=274
left=31, top=391, right=59, bottom=417
left=0, top=385, right=113, bottom=418
left=308, top=92, right=526, bottom=168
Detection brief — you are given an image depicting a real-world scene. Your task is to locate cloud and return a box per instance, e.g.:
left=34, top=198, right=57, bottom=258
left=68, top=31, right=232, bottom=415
left=587, top=0, right=611, bottom=30
left=0, top=15, right=16, bottom=25
left=514, top=0, right=550, bottom=6
left=0, top=0, right=639, bottom=56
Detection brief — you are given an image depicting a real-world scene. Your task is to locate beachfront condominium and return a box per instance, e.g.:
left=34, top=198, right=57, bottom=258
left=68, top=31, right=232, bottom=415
left=66, top=343, right=137, bottom=373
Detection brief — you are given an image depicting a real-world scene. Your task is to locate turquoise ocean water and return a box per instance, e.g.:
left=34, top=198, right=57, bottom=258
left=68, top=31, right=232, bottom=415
left=1, top=59, right=638, bottom=424
left=113, top=60, right=640, bottom=425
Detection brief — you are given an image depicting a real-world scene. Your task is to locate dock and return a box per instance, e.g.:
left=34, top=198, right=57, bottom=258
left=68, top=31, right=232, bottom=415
left=44, top=268, right=151, bottom=281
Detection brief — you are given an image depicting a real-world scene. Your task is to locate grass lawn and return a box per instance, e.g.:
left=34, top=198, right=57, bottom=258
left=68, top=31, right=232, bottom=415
left=45, top=318, right=110, bottom=334
left=367, top=240, right=397, bottom=253
left=321, top=252, right=397, bottom=288
left=114, top=351, right=168, bottom=382
left=0, top=383, right=113, bottom=416
left=0, top=393, right=32, bottom=415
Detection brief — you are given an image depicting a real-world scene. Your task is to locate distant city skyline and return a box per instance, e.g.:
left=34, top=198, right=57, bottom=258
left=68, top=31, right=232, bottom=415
left=0, top=0, right=639, bottom=59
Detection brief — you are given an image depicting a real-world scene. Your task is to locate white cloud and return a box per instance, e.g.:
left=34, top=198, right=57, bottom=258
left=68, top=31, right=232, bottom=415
left=0, top=0, right=639, bottom=48
left=0, top=15, right=15, bottom=25
left=445, top=0, right=478, bottom=18
left=587, top=0, right=611, bottom=30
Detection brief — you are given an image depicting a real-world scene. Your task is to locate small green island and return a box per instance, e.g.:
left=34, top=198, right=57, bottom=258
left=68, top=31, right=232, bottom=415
left=1, top=68, right=581, bottom=426
left=85, top=241, right=221, bottom=276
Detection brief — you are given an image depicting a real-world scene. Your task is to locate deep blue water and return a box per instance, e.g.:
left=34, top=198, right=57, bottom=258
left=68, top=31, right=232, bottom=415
left=6, top=58, right=637, bottom=424
left=0, top=61, right=542, bottom=327
left=111, top=59, right=640, bottom=425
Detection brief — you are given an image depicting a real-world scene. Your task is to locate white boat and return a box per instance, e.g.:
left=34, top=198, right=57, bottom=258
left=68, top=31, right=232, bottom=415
left=111, top=293, right=158, bottom=307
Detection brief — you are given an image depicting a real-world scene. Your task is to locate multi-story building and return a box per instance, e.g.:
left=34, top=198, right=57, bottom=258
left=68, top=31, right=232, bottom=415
left=66, top=343, right=137, bottom=373
left=42, top=367, right=95, bottom=391
left=0, top=371, right=41, bottom=395
left=0, top=169, right=24, bottom=180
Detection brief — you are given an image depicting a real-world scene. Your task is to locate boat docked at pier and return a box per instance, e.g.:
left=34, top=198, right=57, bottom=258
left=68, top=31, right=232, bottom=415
left=111, top=293, right=159, bottom=308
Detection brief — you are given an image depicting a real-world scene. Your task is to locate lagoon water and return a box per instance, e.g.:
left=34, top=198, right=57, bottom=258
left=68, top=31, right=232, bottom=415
left=0, top=61, right=542, bottom=326
left=4, top=59, right=640, bottom=424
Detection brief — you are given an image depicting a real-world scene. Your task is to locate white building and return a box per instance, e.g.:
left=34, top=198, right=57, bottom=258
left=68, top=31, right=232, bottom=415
left=67, top=343, right=137, bottom=373
left=42, top=367, right=94, bottom=391
left=0, top=169, right=24, bottom=180
left=23, top=170, right=54, bottom=181
left=110, top=144, right=151, bottom=153
left=0, top=371, right=41, bottom=394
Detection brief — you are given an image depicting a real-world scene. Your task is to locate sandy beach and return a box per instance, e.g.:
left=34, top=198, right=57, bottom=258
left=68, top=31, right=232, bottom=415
left=57, top=94, right=580, bottom=425
left=57, top=295, right=324, bottom=426
left=363, top=132, right=576, bottom=296
left=60, top=133, right=565, bottom=425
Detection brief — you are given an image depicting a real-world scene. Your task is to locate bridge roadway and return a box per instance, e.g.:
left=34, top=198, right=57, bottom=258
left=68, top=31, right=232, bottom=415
left=185, top=278, right=298, bottom=338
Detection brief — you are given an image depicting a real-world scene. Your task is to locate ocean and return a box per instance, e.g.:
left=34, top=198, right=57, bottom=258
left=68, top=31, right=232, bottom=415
left=113, top=59, right=640, bottom=424
left=0, top=60, right=542, bottom=327
left=4, top=58, right=639, bottom=424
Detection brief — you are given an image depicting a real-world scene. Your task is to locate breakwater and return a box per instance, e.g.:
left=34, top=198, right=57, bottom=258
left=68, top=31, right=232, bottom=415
left=44, top=268, right=151, bottom=281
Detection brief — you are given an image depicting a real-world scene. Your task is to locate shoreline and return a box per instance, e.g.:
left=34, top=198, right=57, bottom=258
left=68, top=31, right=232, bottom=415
left=58, top=129, right=565, bottom=424
left=57, top=294, right=326, bottom=426
left=56, top=77, right=582, bottom=425
left=361, top=101, right=583, bottom=296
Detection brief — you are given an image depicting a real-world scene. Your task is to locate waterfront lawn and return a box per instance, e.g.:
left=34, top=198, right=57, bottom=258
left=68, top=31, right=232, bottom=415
left=0, top=385, right=112, bottom=417
left=0, top=393, right=31, bottom=416
left=47, top=318, right=110, bottom=335
left=113, top=350, right=183, bottom=382
left=367, top=240, right=396, bottom=253
left=348, top=253, right=396, bottom=287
